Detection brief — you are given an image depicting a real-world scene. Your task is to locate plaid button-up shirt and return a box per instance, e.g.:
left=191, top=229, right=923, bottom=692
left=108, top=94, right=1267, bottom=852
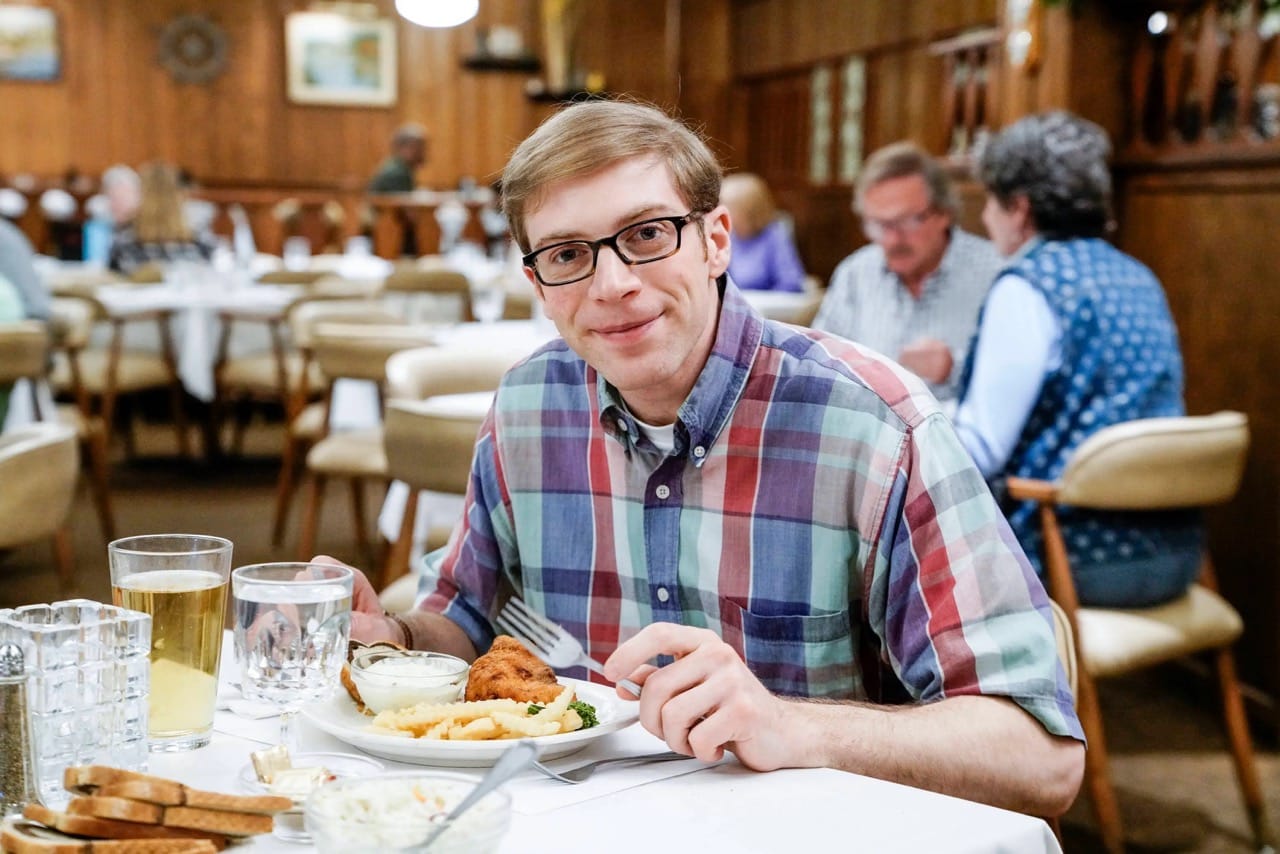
left=421, top=283, right=1082, bottom=741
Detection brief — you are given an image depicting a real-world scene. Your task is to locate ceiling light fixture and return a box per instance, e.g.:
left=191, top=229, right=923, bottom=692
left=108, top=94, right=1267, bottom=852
left=395, top=0, right=478, bottom=28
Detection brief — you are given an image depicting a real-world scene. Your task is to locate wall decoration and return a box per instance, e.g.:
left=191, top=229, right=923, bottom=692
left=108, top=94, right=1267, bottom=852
left=838, top=56, right=866, bottom=183
left=285, top=10, right=396, bottom=107
left=158, top=14, right=229, bottom=84
left=0, top=5, right=59, bottom=81
left=808, top=65, right=833, bottom=185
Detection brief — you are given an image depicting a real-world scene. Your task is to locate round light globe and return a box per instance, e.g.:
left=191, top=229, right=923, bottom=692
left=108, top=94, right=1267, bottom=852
left=395, top=0, right=478, bottom=28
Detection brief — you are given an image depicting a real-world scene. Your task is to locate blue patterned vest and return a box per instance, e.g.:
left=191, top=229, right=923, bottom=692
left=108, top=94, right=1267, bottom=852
left=957, top=238, right=1202, bottom=605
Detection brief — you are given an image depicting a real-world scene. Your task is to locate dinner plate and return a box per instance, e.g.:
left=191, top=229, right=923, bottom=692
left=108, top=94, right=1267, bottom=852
left=301, top=678, right=639, bottom=767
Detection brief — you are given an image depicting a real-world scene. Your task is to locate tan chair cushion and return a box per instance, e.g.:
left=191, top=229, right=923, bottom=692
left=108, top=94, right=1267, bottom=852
left=0, top=321, right=50, bottom=383
left=384, top=402, right=482, bottom=494
left=305, top=429, right=387, bottom=477
left=220, top=352, right=324, bottom=397
left=0, top=423, right=79, bottom=548
left=1077, top=584, right=1243, bottom=678
left=51, top=350, right=173, bottom=394
left=289, top=401, right=327, bottom=440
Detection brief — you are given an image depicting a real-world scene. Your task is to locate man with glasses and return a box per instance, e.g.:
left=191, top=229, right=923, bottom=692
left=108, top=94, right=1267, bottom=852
left=341, top=101, right=1083, bottom=817
left=813, top=142, right=1000, bottom=405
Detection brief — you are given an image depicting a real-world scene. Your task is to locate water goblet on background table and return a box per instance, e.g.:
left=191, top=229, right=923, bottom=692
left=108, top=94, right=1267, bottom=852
left=231, top=562, right=353, bottom=756
left=108, top=533, right=233, bottom=752
left=470, top=276, right=506, bottom=323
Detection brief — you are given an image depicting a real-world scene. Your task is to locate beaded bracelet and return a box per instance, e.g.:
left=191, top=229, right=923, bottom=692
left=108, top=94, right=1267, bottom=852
left=386, top=611, right=415, bottom=649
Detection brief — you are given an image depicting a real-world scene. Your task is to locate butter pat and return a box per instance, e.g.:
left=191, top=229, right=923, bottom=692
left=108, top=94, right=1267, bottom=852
left=269, top=766, right=335, bottom=800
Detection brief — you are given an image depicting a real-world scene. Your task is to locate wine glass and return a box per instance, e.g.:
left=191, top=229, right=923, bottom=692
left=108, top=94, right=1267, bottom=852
left=231, top=562, right=353, bottom=756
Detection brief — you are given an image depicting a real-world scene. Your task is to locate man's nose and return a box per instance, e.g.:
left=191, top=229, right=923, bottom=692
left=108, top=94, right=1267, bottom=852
left=588, top=245, right=641, bottom=299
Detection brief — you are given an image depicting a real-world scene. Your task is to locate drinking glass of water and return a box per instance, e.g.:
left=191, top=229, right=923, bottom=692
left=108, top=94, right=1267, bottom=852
left=470, top=277, right=506, bottom=323
left=231, top=563, right=353, bottom=755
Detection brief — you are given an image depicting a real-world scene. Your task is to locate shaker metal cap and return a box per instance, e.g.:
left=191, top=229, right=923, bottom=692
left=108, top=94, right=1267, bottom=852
left=0, top=642, right=23, bottom=677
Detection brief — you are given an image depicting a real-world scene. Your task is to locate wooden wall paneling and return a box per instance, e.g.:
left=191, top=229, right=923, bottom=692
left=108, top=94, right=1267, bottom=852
left=676, top=0, right=736, bottom=166
left=1116, top=168, right=1280, bottom=712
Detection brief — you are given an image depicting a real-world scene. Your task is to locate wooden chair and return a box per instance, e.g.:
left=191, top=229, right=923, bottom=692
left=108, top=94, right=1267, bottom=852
left=377, top=344, right=529, bottom=594
left=294, top=322, right=434, bottom=563
left=1006, top=411, right=1271, bottom=853
left=48, top=292, right=190, bottom=460
left=0, top=423, right=80, bottom=585
left=269, top=299, right=403, bottom=546
left=0, top=316, right=115, bottom=542
left=384, top=266, right=475, bottom=323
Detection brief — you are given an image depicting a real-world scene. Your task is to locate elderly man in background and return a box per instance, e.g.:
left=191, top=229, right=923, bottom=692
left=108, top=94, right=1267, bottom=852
left=813, top=142, right=1000, bottom=405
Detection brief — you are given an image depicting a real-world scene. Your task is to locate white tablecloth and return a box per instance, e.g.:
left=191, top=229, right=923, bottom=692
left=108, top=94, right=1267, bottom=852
left=147, top=633, right=1062, bottom=854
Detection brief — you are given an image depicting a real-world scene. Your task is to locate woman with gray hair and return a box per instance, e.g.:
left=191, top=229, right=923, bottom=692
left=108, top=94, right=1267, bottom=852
left=953, top=110, right=1197, bottom=608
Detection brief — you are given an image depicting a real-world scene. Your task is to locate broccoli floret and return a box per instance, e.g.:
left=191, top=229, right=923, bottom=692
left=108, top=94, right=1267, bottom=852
left=568, top=699, right=598, bottom=729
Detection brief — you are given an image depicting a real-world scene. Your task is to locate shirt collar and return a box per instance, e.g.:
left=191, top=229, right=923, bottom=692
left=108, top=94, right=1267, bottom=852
left=596, top=278, right=763, bottom=465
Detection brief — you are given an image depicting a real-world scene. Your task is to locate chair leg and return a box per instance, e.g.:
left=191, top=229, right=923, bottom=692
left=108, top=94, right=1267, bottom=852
left=1074, top=666, right=1125, bottom=854
left=52, top=526, right=74, bottom=588
left=169, top=381, right=191, bottom=459
left=83, top=431, right=116, bottom=542
left=272, top=435, right=304, bottom=547
left=231, top=399, right=252, bottom=457
left=297, top=474, right=326, bottom=560
left=349, top=478, right=372, bottom=567
left=1215, top=647, right=1275, bottom=848
left=381, top=488, right=419, bottom=594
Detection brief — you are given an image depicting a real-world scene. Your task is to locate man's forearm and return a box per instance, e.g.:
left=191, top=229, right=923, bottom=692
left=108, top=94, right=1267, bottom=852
left=782, top=694, right=1083, bottom=817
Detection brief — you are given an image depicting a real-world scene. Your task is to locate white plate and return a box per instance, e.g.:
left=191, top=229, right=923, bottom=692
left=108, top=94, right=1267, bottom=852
left=301, top=678, right=639, bottom=767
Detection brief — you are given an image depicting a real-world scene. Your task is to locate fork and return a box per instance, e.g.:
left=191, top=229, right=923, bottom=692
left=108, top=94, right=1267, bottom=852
left=532, top=751, right=690, bottom=784
left=496, top=597, right=643, bottom=697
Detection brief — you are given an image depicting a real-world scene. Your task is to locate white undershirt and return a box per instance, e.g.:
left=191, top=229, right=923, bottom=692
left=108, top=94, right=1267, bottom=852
left=952, top=272, right=1062, bottom=479
left=631, top=414, right=677, bottom=455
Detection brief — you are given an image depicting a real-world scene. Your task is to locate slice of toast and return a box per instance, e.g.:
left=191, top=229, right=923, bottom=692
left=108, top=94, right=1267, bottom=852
left=63, top=801, right=271, bottom=840
left=1, top=818, right=218, bottom=853
left=91, top=781, right=288, bottom=816
left=21, top=806, right=228, bottom=851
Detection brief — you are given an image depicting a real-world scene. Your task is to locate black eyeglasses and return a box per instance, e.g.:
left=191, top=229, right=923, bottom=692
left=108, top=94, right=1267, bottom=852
left=522, top=211, right=703, bottom=286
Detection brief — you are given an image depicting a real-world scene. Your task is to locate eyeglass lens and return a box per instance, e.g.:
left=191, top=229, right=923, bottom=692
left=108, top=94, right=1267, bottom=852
left=533, top=217, right=685, bottom=285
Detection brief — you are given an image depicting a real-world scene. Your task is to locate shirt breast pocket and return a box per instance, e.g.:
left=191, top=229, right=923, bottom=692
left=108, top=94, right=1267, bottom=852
left=723, top=600, right=856, bottom=699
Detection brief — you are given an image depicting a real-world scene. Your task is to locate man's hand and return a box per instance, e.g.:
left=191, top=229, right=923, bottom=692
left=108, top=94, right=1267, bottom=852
left=309, top=554, right=402, bottom=645
left=897, top=338, right=953, bottom=384
left=603, top=623, right=798, bottom=772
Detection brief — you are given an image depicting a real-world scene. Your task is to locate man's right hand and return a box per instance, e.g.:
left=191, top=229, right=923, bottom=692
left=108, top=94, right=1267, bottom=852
left=309, top=554, right=402, bottom=644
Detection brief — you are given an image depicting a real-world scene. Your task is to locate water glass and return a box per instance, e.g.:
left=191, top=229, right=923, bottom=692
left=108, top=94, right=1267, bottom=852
left=283, top=236, right=312, bottom=271
left=109, top=534, right=233, bottom=752
left=0, top=600, right=151, bottom=805
left=231, top=563, right=353, bottom=758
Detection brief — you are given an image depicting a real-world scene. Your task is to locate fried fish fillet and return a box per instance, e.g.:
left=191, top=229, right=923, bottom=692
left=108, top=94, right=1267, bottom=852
left=464, top=635, right=563, bottom=704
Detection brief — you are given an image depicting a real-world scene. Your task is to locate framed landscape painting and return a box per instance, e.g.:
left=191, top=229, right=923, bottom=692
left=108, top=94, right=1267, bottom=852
left=0, top=5, right=60, bottom=81
left=285, top=11, right=396, bottom=107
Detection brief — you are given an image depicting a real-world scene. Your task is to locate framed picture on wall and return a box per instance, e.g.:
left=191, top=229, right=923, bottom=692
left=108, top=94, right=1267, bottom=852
left=0, top=5, right=60, bottom=81
left=285, top=11, right=396, bottom=107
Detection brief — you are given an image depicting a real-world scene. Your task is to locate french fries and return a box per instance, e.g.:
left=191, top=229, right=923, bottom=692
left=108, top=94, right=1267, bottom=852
left=366, top=685, right=584, bottom=741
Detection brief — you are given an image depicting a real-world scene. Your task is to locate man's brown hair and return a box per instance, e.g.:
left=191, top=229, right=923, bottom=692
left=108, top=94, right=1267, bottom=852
left=854, top=141, right=958, bottom=219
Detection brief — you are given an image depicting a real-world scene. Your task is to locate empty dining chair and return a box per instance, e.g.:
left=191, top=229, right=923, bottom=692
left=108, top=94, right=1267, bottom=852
left=294, top=321, right=435, bottom=563
left=1005, top=411, right=1271, bottom=853
left=0, top=422, right=80, bottom=585
left=48, top=292, right=190, bottom=460
left=270, top=298, right=403, bottom=546
left=378, top=344, right=530, bottom=594
left=383, top=266, right=475, bottom=323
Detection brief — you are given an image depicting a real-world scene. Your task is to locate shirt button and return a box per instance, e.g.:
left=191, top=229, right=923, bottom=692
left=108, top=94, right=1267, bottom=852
left=655, top=484, right=671, bottom=500
left=656, top=587, right=670, bottom=603
left=617, top=419, right=628, bottom=433
left=692, top=445, right=706, bottom=458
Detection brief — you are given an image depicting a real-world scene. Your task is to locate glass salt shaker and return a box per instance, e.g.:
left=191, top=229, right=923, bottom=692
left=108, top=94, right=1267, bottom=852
left=0, top=642, right=40, bottom=817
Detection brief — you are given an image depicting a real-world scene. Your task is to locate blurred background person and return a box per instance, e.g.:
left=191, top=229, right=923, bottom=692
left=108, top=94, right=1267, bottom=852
left=0, top=217, right=49, bottom=321
left=368, top=122, right=429, bottom=256
left=812, top=142, right=1000, bottom=405
left=0, top=271, right=27, bottom=425
left=368, top=122, right=428, bottom=193
left=108, top=161, right=215, bottom=275
left=720, top=171, right=806, bottom=292
left=953, top=110, right=1195, bottom=608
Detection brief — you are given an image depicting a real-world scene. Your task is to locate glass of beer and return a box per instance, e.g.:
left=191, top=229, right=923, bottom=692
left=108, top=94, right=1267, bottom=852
left=109, top=534, right=233, bottom=752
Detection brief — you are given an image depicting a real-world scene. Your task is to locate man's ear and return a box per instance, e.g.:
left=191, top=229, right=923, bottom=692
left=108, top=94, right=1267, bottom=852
left=522, top=263, right=546, bottom=302
left=703, top=204, right=732, bottom=278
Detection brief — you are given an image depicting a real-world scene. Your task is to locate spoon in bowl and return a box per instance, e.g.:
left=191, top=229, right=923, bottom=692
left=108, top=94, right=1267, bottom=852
left=411, top=739, right=539, bottom=851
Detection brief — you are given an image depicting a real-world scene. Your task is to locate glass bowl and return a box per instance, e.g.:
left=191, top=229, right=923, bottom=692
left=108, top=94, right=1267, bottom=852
left=304, top=771, right=511, bottom=854
left=237, top=751, right=384, bottom=842
left=348, top=648, right=469, bottom=713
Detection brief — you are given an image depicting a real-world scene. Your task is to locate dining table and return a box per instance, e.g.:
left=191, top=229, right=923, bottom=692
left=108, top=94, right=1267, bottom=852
left=140, top=633, right=1064, bottom=854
